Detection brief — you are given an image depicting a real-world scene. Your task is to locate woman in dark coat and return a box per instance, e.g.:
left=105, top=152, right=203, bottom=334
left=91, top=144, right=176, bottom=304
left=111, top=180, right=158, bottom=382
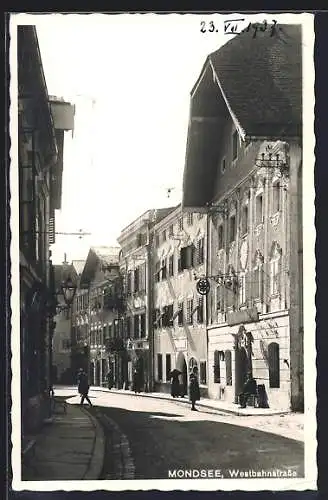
left=77, top=369, right=92, bottom=406
left=169, top=369, right=181, bottom=398
left=189, top=369, right=200, bottom=411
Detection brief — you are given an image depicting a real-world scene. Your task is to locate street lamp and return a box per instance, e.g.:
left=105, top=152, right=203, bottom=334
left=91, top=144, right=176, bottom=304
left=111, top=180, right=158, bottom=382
left=61, top=277, right=77, bottom=307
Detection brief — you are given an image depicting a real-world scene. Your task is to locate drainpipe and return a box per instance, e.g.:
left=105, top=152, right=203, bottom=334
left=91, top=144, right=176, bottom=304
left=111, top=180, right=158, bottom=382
left=205, top=211, right=210, bottom=396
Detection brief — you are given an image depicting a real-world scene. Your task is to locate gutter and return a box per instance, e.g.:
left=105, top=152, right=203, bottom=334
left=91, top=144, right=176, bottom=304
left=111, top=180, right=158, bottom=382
left=31, top=26, right=58, bottom=165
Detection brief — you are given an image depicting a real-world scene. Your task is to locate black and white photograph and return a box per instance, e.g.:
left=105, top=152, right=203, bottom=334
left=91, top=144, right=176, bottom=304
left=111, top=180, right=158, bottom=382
left=9, top=12, right=316, bottom=492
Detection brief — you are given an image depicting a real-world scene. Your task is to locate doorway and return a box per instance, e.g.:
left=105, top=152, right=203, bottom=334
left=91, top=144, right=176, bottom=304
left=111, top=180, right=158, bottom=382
left=176, top=352, right=188, bottom=397
left=235, top=347, right=248, bottom=402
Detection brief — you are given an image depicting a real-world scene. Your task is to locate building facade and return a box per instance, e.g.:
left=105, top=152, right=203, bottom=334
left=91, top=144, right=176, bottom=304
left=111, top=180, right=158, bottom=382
left=72, top=247, right=121, bottom=387
left=117, top=208, right=175, bottom=391
left=152, top=205, right=208, bottom=397
left=18, top=26, right=74, bottom=437
left=182, top=25, right=303, bottom=411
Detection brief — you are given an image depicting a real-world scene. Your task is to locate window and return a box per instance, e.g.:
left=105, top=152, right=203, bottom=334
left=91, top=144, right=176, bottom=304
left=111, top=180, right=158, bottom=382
left=162, top=230, right=167, bottom=242
left=221, top=157, right=226, bottom=174
left=127, top=271, right=132, bottom=295
left=168, top=254, right=174, bottom=276
left=134, top=315, right=139, bottom=338
left=162, top=304, right=173, bottom=327
left=253, top=251, right=264, bottom=300
left=153, top=308, right=161, bottom=329
left=200, top=361, right=207, bottom=384
left=178, top=302, right=184, bottom=326
left=187, top=212, right=193, bottom=225
left=134, top=267, right=139, bottom=292
left=270, top=259, right=280, bottom=295
left=239, top=272, right=246, bottom=306
left=241, top=205, right=248, bottom=235
left=181, top=245, right=194, bottom=270
left=197, top=296, right=204, bottom=323
left=213, top=350, right=221, bottom=383
left=157, top=354, right=163, bottom=381
left=229, top=215, right=236, bottom=243
left=197, top=212, right=204, bottom=219
left=178, top=216, right=184, bottom=231
left=161, top=259, right=167, bottom=280
left=218, top=224, right=224, bottom=249
left=272, top=181, right=280, bottom=213
left=140, top=313, right=146, bottom=337
left=166, top=354, right=171, bottom=381
left=256, top=194, right=263, bottom=225
left=196, top=237, right=205, bottom=264
left=126, top=317, right=131, bottom=338
left=186, top=298, right=194, bottom=325
left=169, top=224, right=174, bottom=237
left=268, top=342, right=280, bottom=388
left=225, top=350, right=232, bottom=385
left=177, top=249, right=182, bottom=273
left=232, top=130, right=238, bottom=160
left=155, top=234, right=160, bottom=247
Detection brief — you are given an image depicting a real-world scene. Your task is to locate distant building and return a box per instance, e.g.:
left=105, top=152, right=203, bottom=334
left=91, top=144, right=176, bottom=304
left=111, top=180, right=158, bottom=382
left=152, top=205, right=208, bottom=397
left=52, top=260, right=77, bottom=384
left=72, top=246, right=121, bottom=386
left=18, top=25, right=74, bottom=438
left=117, top=207, right=175, bottom=390
left=182, top=25, right=303, bottom=411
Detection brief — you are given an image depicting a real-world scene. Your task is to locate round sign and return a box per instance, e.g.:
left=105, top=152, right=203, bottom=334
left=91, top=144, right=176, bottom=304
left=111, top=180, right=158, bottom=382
left=196, top=278, right=210, bottom=295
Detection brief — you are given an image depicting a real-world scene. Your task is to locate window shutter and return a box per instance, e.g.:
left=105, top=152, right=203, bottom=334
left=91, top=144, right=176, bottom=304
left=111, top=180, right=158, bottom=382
left=214, top=350, right=221, bottom=383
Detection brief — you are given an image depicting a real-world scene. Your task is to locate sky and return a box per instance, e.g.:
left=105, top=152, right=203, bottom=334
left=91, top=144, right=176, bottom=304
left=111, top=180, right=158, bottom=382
left=14, top=13, right=309, bottom=264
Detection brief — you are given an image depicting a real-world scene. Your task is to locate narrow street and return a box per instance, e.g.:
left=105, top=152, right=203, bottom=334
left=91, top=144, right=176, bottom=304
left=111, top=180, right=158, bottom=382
left=62, top=388, right=304, bottom=480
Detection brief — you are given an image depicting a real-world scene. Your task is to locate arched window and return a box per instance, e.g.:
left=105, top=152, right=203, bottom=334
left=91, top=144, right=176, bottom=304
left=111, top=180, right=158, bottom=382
left=225, top=350, right=232, bottom=385
left=213, top=350, right=221, bottom=383
left=189, top=357, right=198, bottom=376
left=268, top=342, right=280, bottom=388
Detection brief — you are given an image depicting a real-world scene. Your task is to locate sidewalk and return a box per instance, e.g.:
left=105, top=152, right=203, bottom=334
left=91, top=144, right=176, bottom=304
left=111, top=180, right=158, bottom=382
left=22, top=401, right=104, bottom=481
left=89, top=385, right=290, bottom=416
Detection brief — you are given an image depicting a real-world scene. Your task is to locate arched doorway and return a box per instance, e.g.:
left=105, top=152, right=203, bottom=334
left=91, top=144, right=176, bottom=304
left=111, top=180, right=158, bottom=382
left=176, top=352, right=188, bottom=397
left=235, top=347, right=248, bottom=402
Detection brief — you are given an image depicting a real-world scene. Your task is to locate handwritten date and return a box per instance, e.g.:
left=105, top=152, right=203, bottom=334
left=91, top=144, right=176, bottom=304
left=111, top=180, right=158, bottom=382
left=200, top=19, right=281, bottom=38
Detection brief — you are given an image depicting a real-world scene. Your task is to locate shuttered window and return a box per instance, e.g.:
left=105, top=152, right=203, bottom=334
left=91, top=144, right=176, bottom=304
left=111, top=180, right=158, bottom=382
left=178, top=302, right=184, bottom=326
left=166, top=354, right=171, bottom=381
left=186, top=299, right=193, bottom=325
left=213, top=350, right=221, bottom=383
left=197, top=296, right=204, bottom=323
left=268, top=342, right=280, bottom=388
left=225, top=350, right=232, bottom=385
left=157, top=354, right=163, bottom=381
left=200, top=361, right=207, bottom=384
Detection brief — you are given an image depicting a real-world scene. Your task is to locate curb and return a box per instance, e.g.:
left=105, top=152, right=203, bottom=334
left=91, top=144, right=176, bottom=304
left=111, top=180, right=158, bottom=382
left=99, top=411, right=135, bottom=480
left=80, top=406, right=105, bottom=480
left=90, top=387, right=290, bottom=417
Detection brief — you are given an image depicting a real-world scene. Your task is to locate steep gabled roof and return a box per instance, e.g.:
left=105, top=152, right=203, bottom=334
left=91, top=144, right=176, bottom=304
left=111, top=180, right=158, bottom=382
left=79, top=246, right=120, bottom=287
left=53, top=264, right=77, bottom=293
left=192, top=24, right=302, bottom=138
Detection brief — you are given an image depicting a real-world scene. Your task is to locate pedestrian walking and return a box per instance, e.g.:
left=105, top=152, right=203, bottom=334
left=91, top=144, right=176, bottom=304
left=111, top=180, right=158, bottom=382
left=106, top=369, right=114, bottom=390
left=169, top=369, right=181, bottom=398
left=132, top=368, right=142, bottom=394
left=77, top=368, right=92, bottom=406
left=189, top=367, right=200, bottom=411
